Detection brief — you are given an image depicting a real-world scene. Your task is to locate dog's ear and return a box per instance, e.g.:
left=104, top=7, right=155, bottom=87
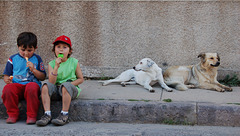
left=198, top=53, right=206, bottom=62
left=217, top=53, right=220, bottom=61
left=147, top=60, right=155, bottom=67
left=198, top=53, right=205, bottom=59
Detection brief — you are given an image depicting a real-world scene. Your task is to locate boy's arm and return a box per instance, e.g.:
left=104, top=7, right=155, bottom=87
left=31, top=67, right=46, bottom=81
left=48, top=62, right=58, bottom=84
left=27, top=61, right=46, bottom=81
left=71, top=62, right=84, bottom=86
left=3, top=75, right=12, bottom=84
left=3, top=56, right=14, bottom=84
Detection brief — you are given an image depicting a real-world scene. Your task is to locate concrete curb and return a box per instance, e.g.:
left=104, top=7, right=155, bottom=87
left=1, top=100, right=240, bottom=126
left=69, top=100, right=196, bottom=125
left=197, top=103, right=240, bottom=126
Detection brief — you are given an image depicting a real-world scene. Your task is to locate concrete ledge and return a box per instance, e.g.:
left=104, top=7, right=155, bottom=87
left=1, top=100, right=240, bottom=126
left=197, top=103, right=240, bottom=126
left=69, top=100, right=196, bottom=124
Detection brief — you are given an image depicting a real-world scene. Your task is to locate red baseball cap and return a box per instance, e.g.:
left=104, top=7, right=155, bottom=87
left=53, top=35, right=72, bottom=47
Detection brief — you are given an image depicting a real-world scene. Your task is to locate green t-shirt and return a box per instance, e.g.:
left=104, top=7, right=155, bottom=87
left=49, top=57, right=81, bottom=97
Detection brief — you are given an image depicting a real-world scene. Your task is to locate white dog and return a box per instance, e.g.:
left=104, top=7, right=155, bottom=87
left=99, top=58, right=173, bottom=92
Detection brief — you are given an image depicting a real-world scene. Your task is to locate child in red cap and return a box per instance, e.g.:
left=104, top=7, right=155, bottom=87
left=2, top=32, right=46, bottom=124
left=36, top=35, right=84, bottom=126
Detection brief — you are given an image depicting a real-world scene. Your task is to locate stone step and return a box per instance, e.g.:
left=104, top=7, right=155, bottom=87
left=1, top=99, right=240, bottom=126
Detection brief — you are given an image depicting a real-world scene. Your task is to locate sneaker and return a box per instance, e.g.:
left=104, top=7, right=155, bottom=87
left=6, top=116, right=18, bottom=124
left=36, top=114, right=51, bottom=126
left=51, top=113, right=69, bottom=126
left=26, top=116, right=37, bottom=125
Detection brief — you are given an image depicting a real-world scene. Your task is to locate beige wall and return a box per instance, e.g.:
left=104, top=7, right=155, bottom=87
left=0, top=1, right=239, bottom=79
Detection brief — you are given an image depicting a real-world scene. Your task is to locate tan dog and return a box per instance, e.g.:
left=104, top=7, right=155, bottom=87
left=163, top=53, right=232, bottom=92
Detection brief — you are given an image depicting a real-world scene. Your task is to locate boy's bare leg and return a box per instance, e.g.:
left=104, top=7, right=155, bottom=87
left=36, top=84, right=52, bottom=126
left=62, top=87, right=71, bottom=112
left=41, top=85, right=51, bottom=111
left=51, top=87, right=71, bottom=126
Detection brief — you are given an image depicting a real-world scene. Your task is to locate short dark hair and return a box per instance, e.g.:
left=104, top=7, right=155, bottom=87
left=52, top=41, right=72, bottom=58
left=17, top=32, right=37, bottom=49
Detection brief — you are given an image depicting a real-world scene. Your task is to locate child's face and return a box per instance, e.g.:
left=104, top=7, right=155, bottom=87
left=18, top=45, right=36, bottom=59
left=55, top=43, right=71, bottom=59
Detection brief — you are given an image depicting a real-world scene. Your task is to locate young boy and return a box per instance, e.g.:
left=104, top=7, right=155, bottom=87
left=36, top=35, right=84, bottom=126
left=2, top=32, right=46, bottom=124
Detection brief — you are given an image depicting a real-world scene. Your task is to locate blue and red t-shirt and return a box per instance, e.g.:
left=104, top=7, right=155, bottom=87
left=3, top=53, right=46, bottom=87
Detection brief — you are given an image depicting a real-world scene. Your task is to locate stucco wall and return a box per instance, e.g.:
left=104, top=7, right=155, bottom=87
left=0, top=1, right=239, bottom=79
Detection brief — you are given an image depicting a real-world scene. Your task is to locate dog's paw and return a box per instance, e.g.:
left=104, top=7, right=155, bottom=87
left=102, top=82, right=108, bottom=86
left=225, top=87, right=233, bottom=92
left=186, top=85, right=196, bottom=88
left=166, top=89, right=173, bottom=92
left=121, top=84, right=126, bottom=87
left=149, top=89, right=155, bottom=93
left=216, top=87, right=225, bottom=92
left=120, top=82, right=126, bottom=87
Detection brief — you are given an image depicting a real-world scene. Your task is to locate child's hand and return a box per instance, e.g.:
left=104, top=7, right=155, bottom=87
left=55, top=57, right=62, bottom=68
left=26, top=61, right=35, bottom=72
left=4, top=75, right=12, bottom=84
left=5, top=78, right=12, bottom=84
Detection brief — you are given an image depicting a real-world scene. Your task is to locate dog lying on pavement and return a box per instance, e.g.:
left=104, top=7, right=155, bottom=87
left=163, top=53, right=232, bottom=92
left=99, top=58, right=173, bottom=92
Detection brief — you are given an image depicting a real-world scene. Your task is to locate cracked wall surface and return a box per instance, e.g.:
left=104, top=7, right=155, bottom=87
left=0, top=1, right=239, bottom=78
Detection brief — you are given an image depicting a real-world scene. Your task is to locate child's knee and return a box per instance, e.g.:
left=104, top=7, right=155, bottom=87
left=2, top=84, right=15, bottom=96
left=41, top=84, right=49, bottom=95
left=61, top=87, right=69, bottom=95
left=25, top=83, right=40, bottom=95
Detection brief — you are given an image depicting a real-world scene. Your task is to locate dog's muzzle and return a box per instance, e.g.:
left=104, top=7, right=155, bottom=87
left=133, top=67, right=140, bottom=71
left=133, top=67, right=143, bottom=71
left=211, top=62, right=220, bottom=67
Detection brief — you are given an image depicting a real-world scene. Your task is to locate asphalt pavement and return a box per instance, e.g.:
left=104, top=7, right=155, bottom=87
left=1, top=120, right=240, bottom=136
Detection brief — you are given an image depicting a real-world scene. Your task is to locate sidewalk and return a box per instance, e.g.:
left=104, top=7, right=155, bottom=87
left=79, top=80, right=240, bottom=104
left=0, top=79, right=240, bottom=126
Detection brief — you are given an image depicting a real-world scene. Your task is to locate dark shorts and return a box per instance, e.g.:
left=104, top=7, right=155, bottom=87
left=42, top=82, right=78, bottom=100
